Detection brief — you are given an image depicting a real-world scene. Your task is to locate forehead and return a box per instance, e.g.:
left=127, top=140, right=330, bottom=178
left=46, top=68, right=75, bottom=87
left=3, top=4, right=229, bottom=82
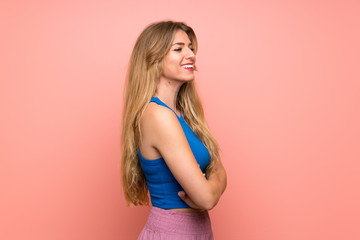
left=172, top=30, right=192, bottom=44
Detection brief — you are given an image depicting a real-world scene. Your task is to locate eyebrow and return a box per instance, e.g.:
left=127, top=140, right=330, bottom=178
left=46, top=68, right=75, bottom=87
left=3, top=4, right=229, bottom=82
left=172, top=42, right=193, bottom=46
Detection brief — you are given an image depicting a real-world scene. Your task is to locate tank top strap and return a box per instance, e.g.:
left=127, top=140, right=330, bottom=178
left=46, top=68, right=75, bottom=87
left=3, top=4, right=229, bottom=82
left=150, top=97, right=181, bottom=118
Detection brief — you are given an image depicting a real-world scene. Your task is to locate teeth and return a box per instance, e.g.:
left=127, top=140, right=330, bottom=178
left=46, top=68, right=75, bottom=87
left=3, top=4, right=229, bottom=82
left=183, top=65, right=193, bottom=69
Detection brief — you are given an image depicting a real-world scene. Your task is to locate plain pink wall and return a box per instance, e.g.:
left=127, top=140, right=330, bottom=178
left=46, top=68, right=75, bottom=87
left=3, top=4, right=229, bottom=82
left=1, top=0, right=359, bottom=239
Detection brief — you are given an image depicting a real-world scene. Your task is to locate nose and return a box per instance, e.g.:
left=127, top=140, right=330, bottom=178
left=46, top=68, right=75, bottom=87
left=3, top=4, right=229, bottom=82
left=185, top=47, right=195, bottom=61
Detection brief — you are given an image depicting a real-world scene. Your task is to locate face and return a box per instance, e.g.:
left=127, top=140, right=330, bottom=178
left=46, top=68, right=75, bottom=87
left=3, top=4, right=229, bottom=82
left=161, top=30, right=196, bottom=82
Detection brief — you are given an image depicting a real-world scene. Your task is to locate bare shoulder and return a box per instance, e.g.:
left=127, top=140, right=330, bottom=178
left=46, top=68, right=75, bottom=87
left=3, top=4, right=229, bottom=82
left=142, top=102, right=179, bottom=126
left=140, top=102, right=183, bottom=143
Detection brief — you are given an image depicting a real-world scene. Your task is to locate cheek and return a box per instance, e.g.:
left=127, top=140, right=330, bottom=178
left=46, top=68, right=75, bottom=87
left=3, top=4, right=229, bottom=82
left=163, top=58, right=180, bottom=75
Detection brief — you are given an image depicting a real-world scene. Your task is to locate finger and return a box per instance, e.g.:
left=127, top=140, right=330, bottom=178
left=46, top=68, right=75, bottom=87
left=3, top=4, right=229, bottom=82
left=178, top=191, right=201, bottom=209
left=178, top=191, right=185, bottom=199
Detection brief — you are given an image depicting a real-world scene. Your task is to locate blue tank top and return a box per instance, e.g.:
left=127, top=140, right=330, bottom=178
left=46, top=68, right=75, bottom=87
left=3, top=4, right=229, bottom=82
left=138, top=97, right=210, bottom=209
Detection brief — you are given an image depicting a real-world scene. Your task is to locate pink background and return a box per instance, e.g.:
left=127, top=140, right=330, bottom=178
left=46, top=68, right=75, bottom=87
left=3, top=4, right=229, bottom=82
left=1, top=0, right=359, bottom=239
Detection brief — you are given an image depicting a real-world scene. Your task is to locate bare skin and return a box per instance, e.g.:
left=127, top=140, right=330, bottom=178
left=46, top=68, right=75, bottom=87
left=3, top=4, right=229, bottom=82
left=139, top=30, right=227, bottom=212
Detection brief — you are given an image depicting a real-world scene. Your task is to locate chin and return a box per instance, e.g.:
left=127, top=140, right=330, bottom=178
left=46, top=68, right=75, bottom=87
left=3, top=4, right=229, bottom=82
left=180, top=78, right=194, bottom=82
left=182, top=75, right=195, bottom=82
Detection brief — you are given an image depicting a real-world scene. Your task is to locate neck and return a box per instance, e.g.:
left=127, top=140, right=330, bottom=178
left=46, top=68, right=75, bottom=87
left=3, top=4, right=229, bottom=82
left=154, top=77, right=184, bottom=113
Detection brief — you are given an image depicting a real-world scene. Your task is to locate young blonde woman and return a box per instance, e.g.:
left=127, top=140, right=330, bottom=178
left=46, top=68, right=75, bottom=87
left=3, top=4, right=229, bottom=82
left=121, top=21, right=227, bottom=239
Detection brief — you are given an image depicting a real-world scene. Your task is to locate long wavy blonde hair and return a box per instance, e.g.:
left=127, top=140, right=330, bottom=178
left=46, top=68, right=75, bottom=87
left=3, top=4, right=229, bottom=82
left=121, top=21, right=220, bottom=206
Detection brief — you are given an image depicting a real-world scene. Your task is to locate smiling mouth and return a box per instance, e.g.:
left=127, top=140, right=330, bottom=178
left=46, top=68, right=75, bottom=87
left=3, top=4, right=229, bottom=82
left=182, top=64, right=194, bottom=71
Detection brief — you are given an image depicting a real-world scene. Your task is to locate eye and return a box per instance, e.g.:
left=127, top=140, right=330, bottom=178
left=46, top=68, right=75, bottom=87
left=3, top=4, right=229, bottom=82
left=190, top=47, right=195, bottom=52
left=174, top=48, right=182, bottom=51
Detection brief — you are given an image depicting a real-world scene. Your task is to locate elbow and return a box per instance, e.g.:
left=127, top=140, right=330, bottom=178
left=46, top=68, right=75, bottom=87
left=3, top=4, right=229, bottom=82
left=202, top=202, right=217, bottom=211
left=196, top=180, right=225, bottom=210
left=197, top=194, right=220, bottom=211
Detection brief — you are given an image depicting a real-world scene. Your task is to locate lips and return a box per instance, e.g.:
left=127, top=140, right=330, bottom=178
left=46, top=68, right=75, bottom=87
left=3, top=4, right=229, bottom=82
left=182, top=63, right=194, bottom=70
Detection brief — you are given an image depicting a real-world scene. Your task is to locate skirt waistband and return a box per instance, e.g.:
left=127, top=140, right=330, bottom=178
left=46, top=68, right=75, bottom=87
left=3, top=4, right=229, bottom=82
left=144, top=206, right=212, bottom=234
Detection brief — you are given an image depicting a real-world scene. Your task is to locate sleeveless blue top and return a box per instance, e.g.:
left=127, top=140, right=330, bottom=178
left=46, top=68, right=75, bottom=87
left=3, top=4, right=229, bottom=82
left=138, top=97, right=210, bottom=209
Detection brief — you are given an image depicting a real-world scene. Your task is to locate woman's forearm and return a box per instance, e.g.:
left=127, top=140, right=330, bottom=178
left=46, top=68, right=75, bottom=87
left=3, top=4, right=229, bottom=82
left=179, top=160, right=227, bottom=210
left=208, top=165, right=227, bottom=196
left=203, top=161, right=227, bottom=209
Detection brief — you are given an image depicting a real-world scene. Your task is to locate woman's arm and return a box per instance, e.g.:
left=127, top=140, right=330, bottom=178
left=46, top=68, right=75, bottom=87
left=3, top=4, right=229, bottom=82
left=141, top=105, right=227, bottom=210
left=179, top=159, right=227, bottom=209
